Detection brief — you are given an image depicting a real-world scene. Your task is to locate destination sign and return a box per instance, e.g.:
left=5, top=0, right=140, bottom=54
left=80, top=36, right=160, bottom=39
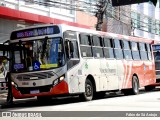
left=10, top=25, right=60, bottom=40
left=153, top=45, right=160, bottom=51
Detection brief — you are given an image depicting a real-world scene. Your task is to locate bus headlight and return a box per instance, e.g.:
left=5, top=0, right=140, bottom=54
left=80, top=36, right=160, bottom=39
left=11, top=81, right=18, bottom=89
left=52, top=75, right=65, bottom=86
left=59, top=76, right=64, bottom=81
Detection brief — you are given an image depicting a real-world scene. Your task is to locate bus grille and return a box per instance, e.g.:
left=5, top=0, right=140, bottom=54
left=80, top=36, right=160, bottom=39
left=16, top=71, right=54, bottom=81
left=18, top=85, right=52, bottom=94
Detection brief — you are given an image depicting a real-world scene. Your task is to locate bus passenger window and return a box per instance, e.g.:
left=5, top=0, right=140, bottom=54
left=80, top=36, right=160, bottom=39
left=131, top=42, right=140, bottom=60
left=103, top=38, right=114, bottom=58
left=80, top=33, right=92, bottom=57
left=92, top=35, right=103, bottom=58
left=114, top=39, right=123, bottom=59
left=122, top=40, right=132, bottom=60
left=146, top=44, right=152, bottom=60
left=139, top=43, right=148, bottom=60
left=79, top=34, right=91, bottom=45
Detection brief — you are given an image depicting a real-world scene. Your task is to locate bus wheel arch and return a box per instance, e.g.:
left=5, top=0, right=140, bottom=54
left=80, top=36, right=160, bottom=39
left=79, top=75, right=96, bottom=101
left=86, top=75, right=96, bottom=92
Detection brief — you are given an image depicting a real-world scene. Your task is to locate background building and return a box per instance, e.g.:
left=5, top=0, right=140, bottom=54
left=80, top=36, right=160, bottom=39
left=104, top=3, right=132, bottom=36
left=131, top=1, right=160, bottom=40
left=101, top=1, right=160, bottom=41
left=0, top=0, right=90, bottom=42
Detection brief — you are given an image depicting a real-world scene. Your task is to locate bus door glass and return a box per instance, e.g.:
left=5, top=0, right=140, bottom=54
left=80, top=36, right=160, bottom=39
left=64, top=31, right=79, bottom=70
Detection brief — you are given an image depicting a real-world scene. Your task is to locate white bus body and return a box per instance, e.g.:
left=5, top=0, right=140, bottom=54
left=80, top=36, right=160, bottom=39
left=6, top=24, right=156, bottom=100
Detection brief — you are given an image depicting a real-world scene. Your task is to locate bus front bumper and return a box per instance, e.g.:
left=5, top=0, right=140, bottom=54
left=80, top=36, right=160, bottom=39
left=11, top=80, right=69, bottom=99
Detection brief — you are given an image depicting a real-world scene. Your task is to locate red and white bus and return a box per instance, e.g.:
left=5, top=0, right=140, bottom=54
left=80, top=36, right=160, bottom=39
left=152, top=44, right=160, bottom=88
left=0, top=24, right=156, bottom=102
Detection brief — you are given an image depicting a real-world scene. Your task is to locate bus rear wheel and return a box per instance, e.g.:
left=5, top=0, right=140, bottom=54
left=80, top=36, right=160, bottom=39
left=132, top=76, right=139, bottom=95
left=122, top=76, right=139, bottom=95
left=79, top=79, right=93, bottom=101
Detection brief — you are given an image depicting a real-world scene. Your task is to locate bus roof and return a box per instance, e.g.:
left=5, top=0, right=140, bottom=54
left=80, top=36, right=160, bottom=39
left=11, top=24, right=156, bottom=44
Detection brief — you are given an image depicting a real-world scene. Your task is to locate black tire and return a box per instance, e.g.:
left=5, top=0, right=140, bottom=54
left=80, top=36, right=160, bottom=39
left=145, top=86, right=155, bottom=91
left=122, top=76, right=139, bottom=95
left=79, top=79, right=93, bottom=101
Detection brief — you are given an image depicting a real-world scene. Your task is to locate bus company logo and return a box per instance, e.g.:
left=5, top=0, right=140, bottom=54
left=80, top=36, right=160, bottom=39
left=2, top=112, right=11, bottom=117
left=85, top=63, right=88, bottom=69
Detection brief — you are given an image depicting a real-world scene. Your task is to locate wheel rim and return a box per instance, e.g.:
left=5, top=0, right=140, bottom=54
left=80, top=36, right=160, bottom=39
left=85, top=83, right=92, bottom=97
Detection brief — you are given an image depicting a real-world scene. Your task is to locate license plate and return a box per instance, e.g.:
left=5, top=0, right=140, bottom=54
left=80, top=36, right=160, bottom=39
left=30, top=90, right=40, bottom=94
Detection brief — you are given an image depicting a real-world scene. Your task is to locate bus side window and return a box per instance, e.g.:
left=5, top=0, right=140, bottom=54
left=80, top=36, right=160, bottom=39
left=131, top=41, right=140, bottom=60
left=114, top=39, right=124, bottom=59
left=103, top=37, right=114, bottom=58
left=139, top=42, right=148, bottom=60
left=122, top=40, right=132, bottom=60
left=146, top=43, right=152, bottom=60
left=79, top=33, right=92, bottom=57
left=92, top=35, right=103, bottom=58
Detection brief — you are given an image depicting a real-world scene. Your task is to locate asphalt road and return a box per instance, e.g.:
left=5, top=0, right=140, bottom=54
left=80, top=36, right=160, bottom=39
left=1, top=88, right=160, bottom=120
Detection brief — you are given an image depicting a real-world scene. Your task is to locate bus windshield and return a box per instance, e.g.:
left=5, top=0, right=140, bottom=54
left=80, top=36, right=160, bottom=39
left=11, top=37, right=65, bottom=72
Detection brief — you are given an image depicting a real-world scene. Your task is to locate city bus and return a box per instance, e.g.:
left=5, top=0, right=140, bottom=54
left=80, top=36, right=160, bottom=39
left=0, top=24, right=156, bottom=102
left=0, top=44, right=10, bottom=90
left=152, top=44, right=160, bottom=88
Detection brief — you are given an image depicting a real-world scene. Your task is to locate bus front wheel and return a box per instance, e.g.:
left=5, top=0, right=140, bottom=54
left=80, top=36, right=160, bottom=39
left=79, top=79, right=93, bottom=101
